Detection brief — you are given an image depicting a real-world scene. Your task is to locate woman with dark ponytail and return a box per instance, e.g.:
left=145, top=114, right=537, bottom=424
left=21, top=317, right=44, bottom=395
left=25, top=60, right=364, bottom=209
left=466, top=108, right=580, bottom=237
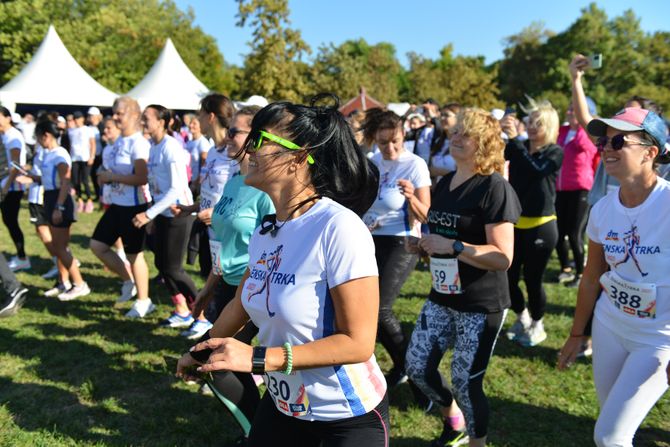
left=177, top=94, right=389, bottom=446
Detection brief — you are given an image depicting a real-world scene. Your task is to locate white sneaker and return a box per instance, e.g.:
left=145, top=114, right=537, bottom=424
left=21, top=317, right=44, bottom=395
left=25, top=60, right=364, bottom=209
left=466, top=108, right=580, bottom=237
left=125, top=298, right=156, bottom=318
left=518, top=320, right=547, bottom=347
left=506, top=309, right=531, bottom=340
left=44, top=282, right=71, bottom=297
left=41, top=265, right=60, bottom=280
left=58, top=282, right=91, bottom=301
left=8, top=256, right=31, bottom=272
left=117, top=280, right=137, bottom=303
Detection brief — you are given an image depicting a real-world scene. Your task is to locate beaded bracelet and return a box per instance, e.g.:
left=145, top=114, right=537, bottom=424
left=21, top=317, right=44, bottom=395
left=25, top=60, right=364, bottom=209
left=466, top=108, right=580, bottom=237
left=283, top=342, right=293, bottom=375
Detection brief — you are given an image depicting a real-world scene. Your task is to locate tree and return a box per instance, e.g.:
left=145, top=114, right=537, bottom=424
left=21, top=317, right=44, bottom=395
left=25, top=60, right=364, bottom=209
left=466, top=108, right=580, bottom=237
left=0, top=0, right=230, bottom=94
left=235, top=0, right=310, bottom=102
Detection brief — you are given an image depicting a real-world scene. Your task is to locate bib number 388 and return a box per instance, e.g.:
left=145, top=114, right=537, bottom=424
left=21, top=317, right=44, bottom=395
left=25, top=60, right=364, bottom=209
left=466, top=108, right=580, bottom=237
left=600, top=271, right=656, bottom=319
left=265, top=371, right=310, bottom=416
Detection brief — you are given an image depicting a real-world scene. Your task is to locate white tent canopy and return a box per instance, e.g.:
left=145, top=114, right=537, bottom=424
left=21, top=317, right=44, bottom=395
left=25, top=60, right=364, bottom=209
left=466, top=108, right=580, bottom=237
left=0, top=25, right=118, bottom=109
left=127, top=38, right=210, bottom=111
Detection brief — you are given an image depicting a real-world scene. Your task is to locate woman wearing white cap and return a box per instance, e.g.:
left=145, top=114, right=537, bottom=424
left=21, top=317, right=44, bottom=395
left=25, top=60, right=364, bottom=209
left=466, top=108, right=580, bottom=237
left=558, top=108, right=670, bottom=447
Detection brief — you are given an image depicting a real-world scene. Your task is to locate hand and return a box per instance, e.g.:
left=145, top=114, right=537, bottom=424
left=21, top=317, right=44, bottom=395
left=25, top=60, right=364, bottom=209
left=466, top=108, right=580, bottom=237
left=52, top=209, right=63, bottom=225
left=192, top=287, right=214, bottom=319
left=404, top=236, right=425, bottom=255
left=197, top=208, right=213, bottom=226
left=132, top=212, right=151, bottom=228
left=170, top=204, right=183, bottom=217
left=15, top=175, right=34, bottom=185
left=176, top=352, right=201, bottom=379
left=397, top=179, right=415, bottom=200
left=191, top=337, right=254, bottom=373
left=569, top=54, right=589, bottom=81
left=418, top=234, right=454, bottom=256
left=423, top=103, right=438, bottom=119
left=500, top=115, right=519, bottom=139
left=87, top=158, right=95, bottom=166
left=557, top=335, right=586, bottom=370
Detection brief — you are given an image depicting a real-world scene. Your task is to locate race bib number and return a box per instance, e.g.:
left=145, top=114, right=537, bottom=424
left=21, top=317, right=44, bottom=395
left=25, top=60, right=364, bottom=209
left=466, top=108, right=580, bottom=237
left=430, top=257, right=462, bottom=294
left=600, top=271, right=656, bottom=319
left=209, top=239, right=223, bottom=276
left=200, top=189, right=219, bottom=210
left=265, top=371, right=310, bottom=417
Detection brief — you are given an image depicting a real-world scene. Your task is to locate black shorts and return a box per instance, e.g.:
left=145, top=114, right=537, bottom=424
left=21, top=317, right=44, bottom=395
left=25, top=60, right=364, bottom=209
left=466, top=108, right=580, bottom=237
left=43, top=190, right=77, bottom=228
left=91, top=203, right=148, bottom=255
left=28, top=203, right=48, bottom=227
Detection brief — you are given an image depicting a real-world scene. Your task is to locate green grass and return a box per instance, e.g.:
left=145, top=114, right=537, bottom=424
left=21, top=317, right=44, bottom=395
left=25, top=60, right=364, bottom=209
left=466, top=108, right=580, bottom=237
left=0, top=206, right=668, bottom=446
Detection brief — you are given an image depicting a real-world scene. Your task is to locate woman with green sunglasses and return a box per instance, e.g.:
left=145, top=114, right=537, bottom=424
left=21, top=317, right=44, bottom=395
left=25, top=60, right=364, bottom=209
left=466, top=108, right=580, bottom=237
left=178, top=94, right=390, bottom=446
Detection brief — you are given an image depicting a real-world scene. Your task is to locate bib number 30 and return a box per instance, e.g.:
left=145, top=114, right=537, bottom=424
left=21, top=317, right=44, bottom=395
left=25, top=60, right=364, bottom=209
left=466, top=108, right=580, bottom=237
left=265, top=371, right=310, bottom=417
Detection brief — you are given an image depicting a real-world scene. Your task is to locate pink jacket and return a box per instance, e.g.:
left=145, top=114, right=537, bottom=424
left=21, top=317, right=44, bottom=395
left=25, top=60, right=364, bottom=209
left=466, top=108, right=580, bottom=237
left=556, top=125, right=599, bottom=191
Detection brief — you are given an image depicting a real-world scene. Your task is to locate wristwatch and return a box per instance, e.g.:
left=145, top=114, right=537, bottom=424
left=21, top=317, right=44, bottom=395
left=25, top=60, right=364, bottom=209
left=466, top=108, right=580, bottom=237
left=452, top=240, right=465, bottom=256
left=251, top=346, right=267, bottom=374
left=56, top=204, right=66, bottom=211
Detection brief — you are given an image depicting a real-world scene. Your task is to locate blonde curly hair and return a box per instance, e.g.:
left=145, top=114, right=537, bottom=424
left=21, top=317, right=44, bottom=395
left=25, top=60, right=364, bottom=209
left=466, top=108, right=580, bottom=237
left=455, top=108, right=506, bottom=175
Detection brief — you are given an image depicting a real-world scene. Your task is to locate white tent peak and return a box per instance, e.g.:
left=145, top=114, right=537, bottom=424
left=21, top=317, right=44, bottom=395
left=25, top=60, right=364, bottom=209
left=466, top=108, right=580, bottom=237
left=126, top=38, right=210, bottom=111
left=0, top=25, right=118, bottom=108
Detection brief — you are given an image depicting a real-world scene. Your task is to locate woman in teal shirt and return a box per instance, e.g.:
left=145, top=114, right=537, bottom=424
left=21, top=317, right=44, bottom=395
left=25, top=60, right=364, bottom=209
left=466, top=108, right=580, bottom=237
left=190, top=106, right=274, bottom=442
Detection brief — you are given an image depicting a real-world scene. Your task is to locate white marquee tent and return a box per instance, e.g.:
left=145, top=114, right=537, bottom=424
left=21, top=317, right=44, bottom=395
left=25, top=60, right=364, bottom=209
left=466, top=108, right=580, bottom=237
left=126, top=38, right=210, bottom=111
left=0, top=25, right=118, bottom=110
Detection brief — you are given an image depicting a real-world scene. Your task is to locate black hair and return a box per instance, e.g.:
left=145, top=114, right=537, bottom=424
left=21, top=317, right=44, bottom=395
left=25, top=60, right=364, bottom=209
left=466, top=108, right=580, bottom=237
left=248, top=93, right=379, bottom=216
left=35, top=119, right=60, bottom=138
left=200, top=93, right=235, bottom=129
left=0, top=106, right=11, bottom=118
left=145, top=104, right=172, bottom=131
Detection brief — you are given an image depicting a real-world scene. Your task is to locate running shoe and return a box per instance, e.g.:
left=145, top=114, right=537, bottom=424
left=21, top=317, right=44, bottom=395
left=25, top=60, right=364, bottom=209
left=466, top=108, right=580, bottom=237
left=77, top=199, right=84, bottom=213
left=84, top=200, right=94, bottom=213
left=125, top=298, right=156, bottom=318
left=41, top=265, right=59, bottom=280
left=0, top=287, right=28, bottom=317
left=432, top=419, right=469, bottom=447
left=160, top=312, right=194, bottom=328
left=116, top=280, right=137, bottom=303
left=557, top=270, right=576, bottom=284
left=8, top=256, right=31, bottom=272
left=384, top=366, right=409, bottom=388
left=505, top=309, right=531, bottom=341
left=44, top=282, right=71, bottom=297
left=565, top=274, right=582, bottom=289
left=181, top=319, right=213, bottom=339
left=58, top=282, right=91, bottom=301
left=517, top=323, right=547, bottom=347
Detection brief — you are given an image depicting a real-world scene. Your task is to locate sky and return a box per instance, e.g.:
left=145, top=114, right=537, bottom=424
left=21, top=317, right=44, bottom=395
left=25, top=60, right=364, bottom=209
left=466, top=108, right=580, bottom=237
left=174, top=0, right=669, bottom=67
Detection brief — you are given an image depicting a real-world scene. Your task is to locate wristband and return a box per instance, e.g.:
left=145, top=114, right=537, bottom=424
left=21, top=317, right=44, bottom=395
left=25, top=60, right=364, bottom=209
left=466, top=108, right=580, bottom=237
left=252, top=346, right=267, bottom=374
left=569, top=333, right=584, bottom=338
left=189, top=330, right=213, bottom=363
left=283, top=343, right=293, bottom=375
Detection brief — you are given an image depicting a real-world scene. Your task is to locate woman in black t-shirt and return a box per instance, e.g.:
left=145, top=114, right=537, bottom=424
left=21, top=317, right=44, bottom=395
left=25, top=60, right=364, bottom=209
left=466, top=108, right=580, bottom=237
left=406, top=109, right=521, bottom=447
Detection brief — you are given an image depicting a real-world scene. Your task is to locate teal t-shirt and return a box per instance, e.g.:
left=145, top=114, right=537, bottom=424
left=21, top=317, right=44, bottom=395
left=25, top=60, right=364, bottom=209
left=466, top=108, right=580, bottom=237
left=210, top=174, right=275, bottom=286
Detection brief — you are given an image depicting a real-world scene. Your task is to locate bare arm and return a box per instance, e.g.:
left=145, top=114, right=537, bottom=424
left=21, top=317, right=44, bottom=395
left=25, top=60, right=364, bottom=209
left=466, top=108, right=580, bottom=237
left=107, top=158, right=148, bottom=186
left=569, top=54, right=595, bottom=130
left=398, top=181, right=430, bottom=224
left=2, top=148, right=22, bottom=195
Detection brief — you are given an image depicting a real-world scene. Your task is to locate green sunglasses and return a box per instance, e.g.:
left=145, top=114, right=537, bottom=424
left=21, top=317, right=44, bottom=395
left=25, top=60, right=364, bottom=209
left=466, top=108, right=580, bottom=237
left=251, top=130, right=315, bottom=165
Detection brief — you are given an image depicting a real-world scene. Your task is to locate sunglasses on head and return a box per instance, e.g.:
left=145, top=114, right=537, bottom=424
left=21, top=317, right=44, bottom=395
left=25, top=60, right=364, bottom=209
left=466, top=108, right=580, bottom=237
left=228, top=127, right=249, bottom=138
left=247, top=130, right=315, bottom=165
left=596, top=134, right=654, bottom=152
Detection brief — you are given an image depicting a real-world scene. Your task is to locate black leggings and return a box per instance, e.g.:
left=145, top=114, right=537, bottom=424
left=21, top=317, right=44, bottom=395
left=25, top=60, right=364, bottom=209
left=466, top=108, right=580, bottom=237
left=205, top=279, right=260, bottom=436
left=153, top=214, right=198, bottom=303
left=508, top=220, right=558, bottom=321
left=373, top=235, right=418, bottom=371
left=248, top=393, right=389, bottom=447
left=1, top=191, right=25, bottom=258
left=555, top=190, right=590, bottom=275
left=71, top=161, right=93, bottom=201
left=406, top=302, right=505, bottom=438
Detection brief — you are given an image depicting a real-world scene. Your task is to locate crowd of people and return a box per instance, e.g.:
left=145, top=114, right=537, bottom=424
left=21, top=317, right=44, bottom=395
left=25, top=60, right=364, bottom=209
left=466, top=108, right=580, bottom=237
left=1, top=53, right=670, bottom=447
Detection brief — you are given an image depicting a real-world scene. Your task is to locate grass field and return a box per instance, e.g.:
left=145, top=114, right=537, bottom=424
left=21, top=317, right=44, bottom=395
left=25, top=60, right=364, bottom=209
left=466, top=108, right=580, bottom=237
left=0, top=206, right=668, bottom=446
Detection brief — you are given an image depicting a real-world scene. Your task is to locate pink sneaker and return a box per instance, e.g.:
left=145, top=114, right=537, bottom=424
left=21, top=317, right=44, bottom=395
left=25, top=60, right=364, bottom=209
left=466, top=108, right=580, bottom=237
left=77, top=200, right=84, bottom=213
left=84, top=200, right=94, bottom=213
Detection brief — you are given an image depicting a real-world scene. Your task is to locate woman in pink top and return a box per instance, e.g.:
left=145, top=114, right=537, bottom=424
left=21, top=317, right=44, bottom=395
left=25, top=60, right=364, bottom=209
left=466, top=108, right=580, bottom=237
left=555, top=101, right=599, bottom=287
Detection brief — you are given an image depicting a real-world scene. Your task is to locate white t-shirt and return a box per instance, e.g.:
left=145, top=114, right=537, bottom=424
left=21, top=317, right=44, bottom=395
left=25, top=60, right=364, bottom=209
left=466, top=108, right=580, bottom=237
left=41, top=146, right=71, bottom=191
left=28, top=145, right=44, bottom=204
left=413, top=126, right=434, bottom=164
left=199, top=146, right=239, bottom=210
left=107, top=132, right=151, bottom=207
left=363, top=151, right=431, bottom=236
left=587, top=177, right=670, bottom=346
left=68, top=126, right=94, bottom=162
left=241, top=197, right=386, bottom=421
left=430, top=139, right=456, bottom=181
left=146, top=135, right=193, bottom=219
left=2, top=126, right=27, bottom=192
left=88, top=125, right=102, bottom=156
left=185, top=135, right=211, bottom=181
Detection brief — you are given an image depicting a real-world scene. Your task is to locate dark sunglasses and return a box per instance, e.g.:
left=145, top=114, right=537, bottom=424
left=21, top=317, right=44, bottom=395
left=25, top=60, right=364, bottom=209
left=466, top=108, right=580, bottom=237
left=596, top=134, right=654, bottom=152
left=228, top=127, right=249, bottom=138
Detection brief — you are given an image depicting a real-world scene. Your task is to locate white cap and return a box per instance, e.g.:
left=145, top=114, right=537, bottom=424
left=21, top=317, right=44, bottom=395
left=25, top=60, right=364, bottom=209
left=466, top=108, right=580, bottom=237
left=491, top=108, right=505, bottom=121
left=87, top=106, right=101, bottom=115
left=10, top=112, right=21, bottom=124
left=406, top=113, right=427, bottom=123
left=57, top=116, right=66, bottom=123
left=236, top=95, right=269, bottom=109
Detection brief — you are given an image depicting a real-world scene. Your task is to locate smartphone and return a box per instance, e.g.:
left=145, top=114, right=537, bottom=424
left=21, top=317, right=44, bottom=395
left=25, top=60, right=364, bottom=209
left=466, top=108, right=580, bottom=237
left=587, top=53, right=603, bottom=70
left=10, top=161, right=28, bottom=176
left=504, top=106, right=516, bottom=116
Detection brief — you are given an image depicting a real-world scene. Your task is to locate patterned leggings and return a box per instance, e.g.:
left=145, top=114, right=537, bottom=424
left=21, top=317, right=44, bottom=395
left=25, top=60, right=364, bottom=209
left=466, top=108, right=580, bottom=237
left=405, top=300, right=506, bottom=438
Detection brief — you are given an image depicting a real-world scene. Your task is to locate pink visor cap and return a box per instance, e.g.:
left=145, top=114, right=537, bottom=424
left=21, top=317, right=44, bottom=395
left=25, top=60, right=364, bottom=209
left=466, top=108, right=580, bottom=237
left=587, top=107, right=668, bottom=155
